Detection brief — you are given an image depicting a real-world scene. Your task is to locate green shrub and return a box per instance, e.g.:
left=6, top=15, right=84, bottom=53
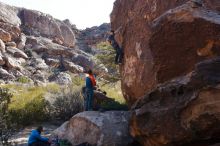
left=48, top=90, right=84, bottom=121
left=0, top=88, right=13, bottom=145
left=16, top=76, right=31, bottom=83
left=9, top=95, right=49, bottom=126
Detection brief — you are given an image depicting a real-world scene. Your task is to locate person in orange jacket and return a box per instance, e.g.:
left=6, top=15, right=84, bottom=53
left=85, top=69, right=96, bottom=111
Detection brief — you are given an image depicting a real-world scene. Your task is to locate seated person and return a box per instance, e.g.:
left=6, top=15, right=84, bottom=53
left=28, top=126, right=50, bottom=146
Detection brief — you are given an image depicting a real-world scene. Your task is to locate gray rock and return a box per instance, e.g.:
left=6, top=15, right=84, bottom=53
left=48, top=72, right=72, bottom=85
left=63, top=60, right=84, bottom=73
left=53, top=111, right=133, bottom=146
left=0, top=2, right=21, bottom=26
left=45, top=58, right=60, bottom=68
left=25, top=36, right=38, bottom=46
left=72, top=54, right=94, bottom=71
left=19, top=9, right=76, bottom=47
left=0, top=39, right=5, bottom=53
left=29, top=58, right=48, bottom=70
left=17, top=33, right=26, bottom=49
left=0, top=52, right=5, bottom=65
left=32, top=70, right=46, bottom=82
left=4, top=55, right=22, bottom=70
left=5, top=41, right=16, bottom=47
left=6, top=47, right=28, bottom=59
left=0, top=67, right=15, bottom=80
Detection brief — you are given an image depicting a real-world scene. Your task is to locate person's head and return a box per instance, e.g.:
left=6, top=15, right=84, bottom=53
left=87, top=69, right=93, bottom=75
left=110, top=30, right=115, bottom=35
left=36, top=126, right=43, bottom=134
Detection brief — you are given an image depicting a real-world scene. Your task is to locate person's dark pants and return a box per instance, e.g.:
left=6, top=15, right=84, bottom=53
left=85, top=88, right=94, bottom=111
left=115, top=46, right=123, bottom=64
left=29, top=141, right=50, bottom=146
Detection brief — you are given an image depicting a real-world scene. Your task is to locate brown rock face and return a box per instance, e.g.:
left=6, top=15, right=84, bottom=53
left=130, top=58, right=220, bottom=146
left=111, top=0, right=220, bottom=145
left=111, top=0, right=220, bottom=105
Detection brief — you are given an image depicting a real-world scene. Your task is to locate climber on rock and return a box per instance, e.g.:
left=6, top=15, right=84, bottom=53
left=107, top=30, right=123, bottom=64
left=85, top=69, right=97, bottom=111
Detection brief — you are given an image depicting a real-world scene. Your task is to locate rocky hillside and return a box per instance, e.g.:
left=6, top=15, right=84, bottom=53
left=111, top=0, right=220, bottom=146
left=0, top=2, right=109, bottom=84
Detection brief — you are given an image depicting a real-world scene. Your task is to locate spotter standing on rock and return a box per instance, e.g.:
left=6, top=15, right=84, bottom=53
left=107, top=30, right=123, bottom=64
left=85, top=69, right=97, bottom=111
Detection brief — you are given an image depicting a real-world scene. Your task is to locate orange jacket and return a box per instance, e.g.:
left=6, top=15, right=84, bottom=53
left=89, top=74, right=96, bottom=87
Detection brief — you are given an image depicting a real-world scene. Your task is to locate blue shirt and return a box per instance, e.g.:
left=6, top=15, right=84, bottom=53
left=86, top=76, right=93, bottom=90
left=28, top=129, right=49, bottom=144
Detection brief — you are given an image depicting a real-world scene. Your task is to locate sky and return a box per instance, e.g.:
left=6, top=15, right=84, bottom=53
left=0, top=0, right=115, bottom=29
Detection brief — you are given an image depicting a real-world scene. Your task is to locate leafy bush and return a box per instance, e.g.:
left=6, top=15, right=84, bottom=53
left=0, top=88, right=13, bottom=145
left=9, top=95, right=49, bottom=126
left=3, top=84, right=56, bottom=126
left=16, top=76, right=31, bottom=83
left=48, top=89, right=84, bottom=121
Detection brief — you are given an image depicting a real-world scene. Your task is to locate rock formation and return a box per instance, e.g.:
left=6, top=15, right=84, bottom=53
left=111, top=0, right=220, bottom=104
left=53, top=111, right=133, bottom=146
left=111, top=0, right=220, bottom=145
left=0, top=2, right=109, bottom=83
left=76, top=23, right=110, bottom=53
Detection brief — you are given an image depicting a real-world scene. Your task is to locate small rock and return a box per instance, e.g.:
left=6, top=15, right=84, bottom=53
left=6, top=42, right=16, bottom=48
left=48, top=72, right=72, bottom=85
left=63, top=60, right=84, bottom=73
left=17, top=33, right=26, bottom=49
left=0, top=39, right=5, bottom=53
left=6, top=47, right=28, bottom=59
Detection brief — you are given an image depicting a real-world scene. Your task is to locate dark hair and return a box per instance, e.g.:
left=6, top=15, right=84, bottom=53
left=36, top=126, right=43, bottom=134
left=110, top=30, right=114, bottom=34
left=87, top=69, right=93, bottom=75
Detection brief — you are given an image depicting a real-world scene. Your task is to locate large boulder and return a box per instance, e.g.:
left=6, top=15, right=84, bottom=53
left=111, top=0, right=220, bottom=145
left=19, top=9, right=76, bottom=47
left=53, top=111, right=133, bottom=146
left=111, top=0, right=220, bottom=105
left=0, top=2, right=21, bottom=26
left=130, top=57, right=220, bottom=146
